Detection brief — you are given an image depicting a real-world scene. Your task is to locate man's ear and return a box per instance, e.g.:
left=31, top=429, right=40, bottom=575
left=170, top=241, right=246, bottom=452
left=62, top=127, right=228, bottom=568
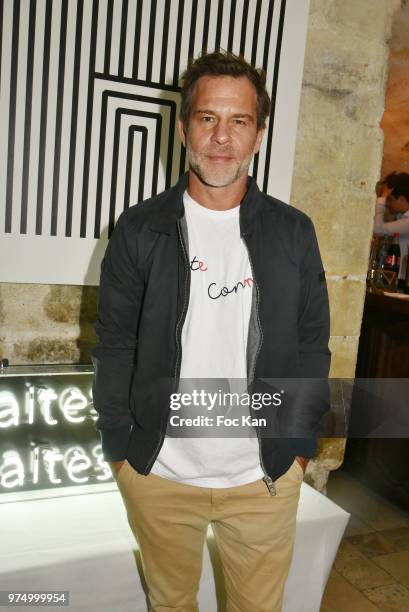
left=178, top=118, right=187, bottom=147
left=254, top=127, right=266, bottom=154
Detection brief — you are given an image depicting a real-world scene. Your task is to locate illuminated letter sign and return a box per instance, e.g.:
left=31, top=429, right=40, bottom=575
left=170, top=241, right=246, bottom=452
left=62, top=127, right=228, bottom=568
left=0, top=369, right=114, bottom=499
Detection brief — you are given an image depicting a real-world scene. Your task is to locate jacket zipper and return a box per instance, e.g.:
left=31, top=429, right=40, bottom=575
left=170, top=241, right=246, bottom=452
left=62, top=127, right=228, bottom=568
left=143, top=217, right=190, bottom=474
left=242, top=230, right=276, bottom=496
left=174, top=218, right=191, bottom=382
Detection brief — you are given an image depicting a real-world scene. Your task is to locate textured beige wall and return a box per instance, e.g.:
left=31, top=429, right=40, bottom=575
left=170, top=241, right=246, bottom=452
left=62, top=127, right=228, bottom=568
left=290, top=0, right=402, bottom=490
left=293, top=0, right=401, bottom=378
left=0, top=283, right=97, bottom=364
left=380, top=1, right=409, bottom=175
left=0, top=0, right=404, bottom=489
left=381, top=55, right=409, bottom=175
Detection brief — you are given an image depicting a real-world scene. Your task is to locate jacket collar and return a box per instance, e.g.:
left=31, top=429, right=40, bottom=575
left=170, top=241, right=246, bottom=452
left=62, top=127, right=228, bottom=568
left=149, top=171, right=262, bottom=235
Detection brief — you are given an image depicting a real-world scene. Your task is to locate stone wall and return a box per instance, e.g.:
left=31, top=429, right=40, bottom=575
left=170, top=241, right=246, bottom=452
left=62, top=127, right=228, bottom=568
left=381, top=48, right=409, bottom=176
left=290, top=0, right=402, bottom=490
left=381, top=2, right=409, bottom=175
left=0, top=284, right=96, bottom=364
left=0, top=0, right=404, bottom=491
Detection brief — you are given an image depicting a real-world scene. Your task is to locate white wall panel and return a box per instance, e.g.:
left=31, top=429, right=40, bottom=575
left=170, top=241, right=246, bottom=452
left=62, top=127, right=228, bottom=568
left=0, top=0, right=310, bottom=285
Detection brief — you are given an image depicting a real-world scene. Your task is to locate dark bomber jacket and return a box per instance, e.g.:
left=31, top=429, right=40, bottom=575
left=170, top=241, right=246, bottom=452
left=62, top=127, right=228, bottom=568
left=91, top=173, right=331, bottom=493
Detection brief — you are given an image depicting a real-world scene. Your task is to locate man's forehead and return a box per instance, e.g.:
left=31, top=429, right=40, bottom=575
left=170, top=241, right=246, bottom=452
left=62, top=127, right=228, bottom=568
left=190, top=75, right=258, bottom=113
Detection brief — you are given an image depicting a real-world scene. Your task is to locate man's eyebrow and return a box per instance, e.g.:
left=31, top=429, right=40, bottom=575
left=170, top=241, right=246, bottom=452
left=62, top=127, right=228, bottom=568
left=193, top=109, right=214, bottom=115
left=194, top=109, right=255, bottom=121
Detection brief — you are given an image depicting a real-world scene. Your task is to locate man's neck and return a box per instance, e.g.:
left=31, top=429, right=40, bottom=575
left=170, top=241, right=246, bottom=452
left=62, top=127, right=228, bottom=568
left=186, top=170, right=248, bottom=211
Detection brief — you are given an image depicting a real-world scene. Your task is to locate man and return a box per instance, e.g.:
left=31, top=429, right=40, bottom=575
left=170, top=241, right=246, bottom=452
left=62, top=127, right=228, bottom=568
left=374, top=172, right=409, bottom=282
left=92, top=51, right=330, bottom=612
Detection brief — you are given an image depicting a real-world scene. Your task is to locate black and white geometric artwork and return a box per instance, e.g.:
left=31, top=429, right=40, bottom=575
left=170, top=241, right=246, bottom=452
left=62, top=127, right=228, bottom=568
left=0, top=0, right=310, bottom=285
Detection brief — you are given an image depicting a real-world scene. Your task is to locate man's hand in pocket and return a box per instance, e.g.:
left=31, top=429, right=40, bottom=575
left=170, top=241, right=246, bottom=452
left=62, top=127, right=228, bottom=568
left=109, top=460, right=125, bottom=479
left=295, top=456, right=309, bottom=474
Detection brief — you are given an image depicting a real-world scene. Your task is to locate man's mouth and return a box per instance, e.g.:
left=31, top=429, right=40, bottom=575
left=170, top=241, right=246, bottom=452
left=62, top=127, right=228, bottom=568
left=206, top=155, right=234, bottom=163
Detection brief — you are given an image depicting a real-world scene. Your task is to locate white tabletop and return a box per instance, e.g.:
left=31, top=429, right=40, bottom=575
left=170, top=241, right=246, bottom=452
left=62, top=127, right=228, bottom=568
left=0, top=482, right=349, bottom=611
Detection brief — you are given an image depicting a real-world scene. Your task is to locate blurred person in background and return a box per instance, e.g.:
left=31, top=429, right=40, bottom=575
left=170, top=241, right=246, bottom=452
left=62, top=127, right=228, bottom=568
left=374, top=172, right=409, bottom=282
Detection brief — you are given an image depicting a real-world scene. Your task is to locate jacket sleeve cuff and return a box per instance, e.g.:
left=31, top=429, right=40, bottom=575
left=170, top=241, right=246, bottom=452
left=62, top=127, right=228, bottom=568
left=99, top=425, right=133, bottom=462
left=290, top=437, right=317, bottom=458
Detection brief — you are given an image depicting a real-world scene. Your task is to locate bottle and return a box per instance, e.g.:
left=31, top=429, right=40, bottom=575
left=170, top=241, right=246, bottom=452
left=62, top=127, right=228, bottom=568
left=383, top=233, right=401, bottom=291
left=378, top=235, right=389, bottom=270
left=374, top=235, right=389, bottom=289
left=405, top=246, right=409, bottom=295
left=366, top=238, right=378, bottom=287
left=384, top=233, right=401, bottom=271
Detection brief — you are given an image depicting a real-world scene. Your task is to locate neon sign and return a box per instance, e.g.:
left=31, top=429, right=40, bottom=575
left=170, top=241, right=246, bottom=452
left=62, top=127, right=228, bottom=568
left=0, top=384, right=95, bottom=428
left=0, top=444, right=111, bottom=489
left=0, top=371, right=114, bottom=497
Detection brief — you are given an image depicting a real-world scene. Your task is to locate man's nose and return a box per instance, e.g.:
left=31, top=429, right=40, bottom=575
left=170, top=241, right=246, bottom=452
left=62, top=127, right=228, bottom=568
left=211, top=120, right=231, bottom=144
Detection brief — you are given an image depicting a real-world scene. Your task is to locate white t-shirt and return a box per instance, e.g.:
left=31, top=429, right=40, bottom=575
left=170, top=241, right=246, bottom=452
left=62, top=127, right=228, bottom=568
left=151, top=190, right=264, bottom=487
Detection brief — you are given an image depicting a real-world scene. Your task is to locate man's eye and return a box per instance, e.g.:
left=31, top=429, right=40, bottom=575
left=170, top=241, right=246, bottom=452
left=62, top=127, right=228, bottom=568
left=202, top=116, right=214, bottom=122
left=234, top=119, right=246, bottom=126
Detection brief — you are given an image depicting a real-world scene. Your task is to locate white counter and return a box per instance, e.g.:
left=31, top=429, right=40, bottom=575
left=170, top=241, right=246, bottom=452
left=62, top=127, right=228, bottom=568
left=0, top=482, right=349, bottom=611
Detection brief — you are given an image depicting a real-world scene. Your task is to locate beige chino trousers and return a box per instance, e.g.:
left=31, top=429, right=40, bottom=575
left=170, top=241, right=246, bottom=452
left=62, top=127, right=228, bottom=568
left=115, top=458, right=303, bottom=612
